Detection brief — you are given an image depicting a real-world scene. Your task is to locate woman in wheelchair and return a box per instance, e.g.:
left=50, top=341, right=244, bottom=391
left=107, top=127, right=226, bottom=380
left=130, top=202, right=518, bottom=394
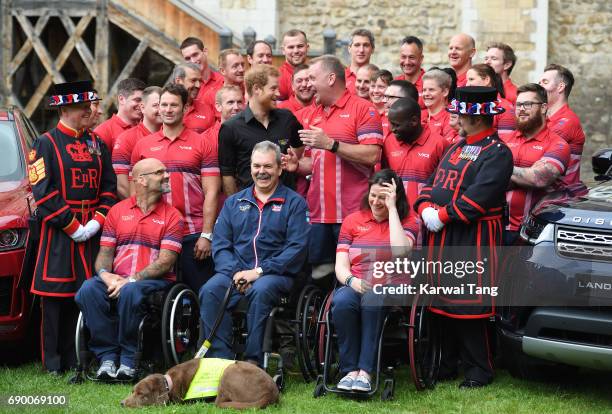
left=332, top=169, right=417, bottom=392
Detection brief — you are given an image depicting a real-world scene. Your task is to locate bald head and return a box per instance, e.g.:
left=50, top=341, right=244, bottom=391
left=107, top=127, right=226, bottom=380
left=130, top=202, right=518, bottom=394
left=132, top=158, right=165, bottom=179
left=448, top=33, right=476, bottom=73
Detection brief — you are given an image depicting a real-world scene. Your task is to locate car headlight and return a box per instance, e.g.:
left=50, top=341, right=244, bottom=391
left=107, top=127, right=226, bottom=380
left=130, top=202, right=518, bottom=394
left=520, top=216, right=554, bottom=244
left=0, top=229, right=27, bottom=251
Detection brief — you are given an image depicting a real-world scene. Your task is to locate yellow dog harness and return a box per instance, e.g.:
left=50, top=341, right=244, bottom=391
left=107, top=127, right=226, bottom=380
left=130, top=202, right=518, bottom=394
left=184, top=358, right=236, bottom=400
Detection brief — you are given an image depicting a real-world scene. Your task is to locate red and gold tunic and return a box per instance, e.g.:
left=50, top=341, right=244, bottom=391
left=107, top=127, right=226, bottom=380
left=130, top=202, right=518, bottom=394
left=29, top=121, right=117, bottom=296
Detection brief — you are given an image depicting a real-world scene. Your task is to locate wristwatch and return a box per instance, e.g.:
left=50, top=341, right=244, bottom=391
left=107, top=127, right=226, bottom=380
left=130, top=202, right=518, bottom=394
left=255, top=267, right=264, bottom=276
left=98, top=268, right=109, bottom=276
left=330, top=140, right=340, bottom=153
left=200, top=232, right=213, bottom=241
left=128, top=276, right=137, bottom=283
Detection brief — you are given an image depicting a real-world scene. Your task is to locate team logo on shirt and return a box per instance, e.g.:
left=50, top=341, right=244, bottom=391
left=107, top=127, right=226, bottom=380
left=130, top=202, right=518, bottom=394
left=418, top=152, right=431, bottom=158
left=239, top=204, right=251, bottom=212
left=272, top=204, right=282, bottom=212
left=121, top=215, right=134, bottom=221
left=149, top=146, right=163, bottom=151
left=179, top=146, right=193, bottom=150
left=533, top=145, right=543, bottom=150
left=391, top=150, right=404, bottom=157
left=357, top=225, right=372, bottom=232
left=152, top=219, right=165, bottom=225
left=339, top=114, right=350, bottom=118
left=195, top=115, right=207, bottom=119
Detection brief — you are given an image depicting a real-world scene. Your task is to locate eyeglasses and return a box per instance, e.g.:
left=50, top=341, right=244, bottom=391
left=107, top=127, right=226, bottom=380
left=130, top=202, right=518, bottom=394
left=139, top=168, right=166, bottom=177
left=382, top=94, right=404, bottom=101
left=515, top=101, right=544, bottom=110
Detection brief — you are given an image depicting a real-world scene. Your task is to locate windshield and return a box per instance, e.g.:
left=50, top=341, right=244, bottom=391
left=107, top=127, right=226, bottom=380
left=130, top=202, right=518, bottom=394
left=0, top=121, right=25, bottom=182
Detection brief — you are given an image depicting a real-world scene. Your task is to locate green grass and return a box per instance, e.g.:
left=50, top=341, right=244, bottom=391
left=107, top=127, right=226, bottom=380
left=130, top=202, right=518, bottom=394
left=1, top=363, right=611, bottom=414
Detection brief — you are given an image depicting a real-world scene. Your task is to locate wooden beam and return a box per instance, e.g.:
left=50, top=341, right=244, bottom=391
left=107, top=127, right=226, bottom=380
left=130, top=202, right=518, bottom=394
left=14, top=11, right=65, bottom=84
left=101, top=38, right=149, bottom=113
left=8, top=12, right=51, bottom=77
left=13, top=1, right=95, bottom=15
left=96, top=0, right=109, bottom=101
left=24, top=75, right=51, bottom=116
left=0, top=0, right=11, bottom=105
left=58, top=12, right=97, bottom=80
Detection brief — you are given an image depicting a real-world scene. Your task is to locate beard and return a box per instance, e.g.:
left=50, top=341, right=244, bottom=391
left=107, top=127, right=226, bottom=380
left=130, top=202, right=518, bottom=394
left=516, top=113, right=544, bottom=135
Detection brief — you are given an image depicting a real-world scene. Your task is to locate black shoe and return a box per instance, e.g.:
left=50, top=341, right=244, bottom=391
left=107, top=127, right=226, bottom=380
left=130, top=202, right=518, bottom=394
left=458, top=379, right=487, bottom=389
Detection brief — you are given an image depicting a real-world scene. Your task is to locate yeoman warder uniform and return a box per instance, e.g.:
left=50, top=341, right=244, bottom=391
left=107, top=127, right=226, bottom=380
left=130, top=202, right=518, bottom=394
left=29, top=81, right=117, bottom=373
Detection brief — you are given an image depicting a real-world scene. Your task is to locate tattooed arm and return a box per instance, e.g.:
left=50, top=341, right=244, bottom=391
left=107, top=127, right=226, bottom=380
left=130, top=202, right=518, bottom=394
left=511, top=159, right=562, bottom=189
left=95, top=245, right=122, bottom=287
left=134, top=249, right=179, bottom=280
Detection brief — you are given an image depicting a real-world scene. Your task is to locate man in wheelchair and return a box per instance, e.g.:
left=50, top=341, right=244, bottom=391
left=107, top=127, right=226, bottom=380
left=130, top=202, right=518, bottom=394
left=199, top=141, right=310, bottom=366
left=75, top=158, right=184, bottom=381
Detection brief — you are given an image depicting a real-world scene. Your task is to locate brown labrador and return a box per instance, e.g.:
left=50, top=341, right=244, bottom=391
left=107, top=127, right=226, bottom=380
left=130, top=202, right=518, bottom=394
left=122, top=358, right=279, bottom=409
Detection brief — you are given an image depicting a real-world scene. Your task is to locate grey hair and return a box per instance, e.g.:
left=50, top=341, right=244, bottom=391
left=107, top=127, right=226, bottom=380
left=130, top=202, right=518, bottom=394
left=422, top=69, right=451, bottom=90
left=252, top=141, right=282, bottom=166
left=171, top=62, right=201, bottom=81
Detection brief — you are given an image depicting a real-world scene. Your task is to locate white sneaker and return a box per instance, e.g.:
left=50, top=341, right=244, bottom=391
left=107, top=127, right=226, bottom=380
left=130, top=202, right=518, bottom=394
left=96, top=360, right=117, bottom=380
left=116, top=364, right=136, bottom=380
left=351, top=374, right=372, bottom=392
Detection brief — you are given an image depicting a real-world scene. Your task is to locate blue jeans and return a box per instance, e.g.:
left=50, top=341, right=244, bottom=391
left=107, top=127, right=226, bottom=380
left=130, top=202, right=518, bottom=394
left=331, top=286, right=386, bottom=375
left=198, top=273, right=293, bottom=364
left=75, top=276, right=170, bottom=367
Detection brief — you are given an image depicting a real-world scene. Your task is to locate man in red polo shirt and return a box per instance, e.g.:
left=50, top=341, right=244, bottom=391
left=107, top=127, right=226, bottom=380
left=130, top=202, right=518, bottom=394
left=172, top=62, right=215, bottom=133
left=395, top=36, right=426, bottom=109
left=131, top=84, right=221, bottom=293
left=287, top=54, right=383, bottom=278
left=277, top=64, right=314, bottom=115
left=485, top=42, right=518, bottom=104
left=76, top=157, right=183, bottom=380
left=113, top=86, right=162, bottom=199
left=202, top=85, right=245, bottom=156
left=384, top=98, right=448, bottom=213
left=539, top=64, right=585, bottom=186
left=345, top=29, right=375, bottom=95
left=95, top=78, right=145, bottom=150
left=502, top=83, right=570, bottom=245
left=278, top=29, right=310, bottom=101
left=199, top=49, right=246, bottom=119
left=354, top=64, right=379, bottom=101
left=448, top=33, right=475, bottom=87
left=246, top=40, right=273, bottom=67
left=180, top=37, right=224, bottom=103
left=381, top=80, right=419, bottom=140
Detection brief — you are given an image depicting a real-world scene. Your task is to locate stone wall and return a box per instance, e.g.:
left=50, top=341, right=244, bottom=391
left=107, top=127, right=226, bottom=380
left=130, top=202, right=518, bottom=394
left=548, top=0, right=612, bottom=180
left=277, top=0, right=611, bottom=181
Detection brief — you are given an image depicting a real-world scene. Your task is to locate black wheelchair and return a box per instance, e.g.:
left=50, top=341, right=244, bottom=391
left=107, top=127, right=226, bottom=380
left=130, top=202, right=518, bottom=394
left=312, top=291, right=441, bottom=400
left=71, top=281, right=200, bottom=383
left=227, top=279, right=326, bottom=390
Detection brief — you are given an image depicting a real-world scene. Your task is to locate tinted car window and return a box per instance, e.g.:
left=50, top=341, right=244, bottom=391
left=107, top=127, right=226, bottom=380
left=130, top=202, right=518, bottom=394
left=0, top=121, right=25, bottom=181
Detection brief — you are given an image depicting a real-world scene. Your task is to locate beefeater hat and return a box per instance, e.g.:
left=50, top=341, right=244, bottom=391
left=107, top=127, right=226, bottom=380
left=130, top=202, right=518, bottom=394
left=47, top=80, right=100, bottom=108
left=446, top=86, right=505, bottom=116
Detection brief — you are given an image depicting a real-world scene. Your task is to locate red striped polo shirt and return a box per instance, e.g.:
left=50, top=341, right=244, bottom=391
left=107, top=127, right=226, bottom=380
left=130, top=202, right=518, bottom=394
left=382, top=125, right=448, bottom=208
left=130, top=126, right=220, bottom=235
left=337, top=209, right=419, bottom=279
left=100, top=196, right=184, bottom=281
left=493, top=96, right=516, bottom=141
left=277, top=95, right=311, bottom=115
left=112, top=122, right=153, bottom=176
left=503, top=78, right=518, bottom=104
left=278, top=61, right=295, bottom=101
left=183, top=100, right=215, bottom=133
left=547, top=104, right=585, bottom=186
left=502, top=126, right=571, bottom=231
left=195, top=70, right=224, bottom=102
left=94, top=114, right=135, bottom=151
left=345, top=66, right=357, bottom=95
left=423, top=109, right=459, bottom=145
left=299, top=90, right=383, bottom=223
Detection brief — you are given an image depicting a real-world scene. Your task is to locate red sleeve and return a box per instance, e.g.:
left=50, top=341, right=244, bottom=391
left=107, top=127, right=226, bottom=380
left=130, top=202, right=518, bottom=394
left=336, top=214, right=356, bottom=253
left=542, top=137, right=571, bottom=174
left=402, top=213, right=420, bottom=243
left=160, top=208, right=184, bottom=253
left=129, top=140, right=144, bottom=180
left=94, top=121, right=113, bottom=150
left=112, top=128, right=135, bottom=176
left=100, top=206, right=118, bottom=248
left=200, top=137, right=220, bottom=177
left=356, top=102, right=384, bottom=146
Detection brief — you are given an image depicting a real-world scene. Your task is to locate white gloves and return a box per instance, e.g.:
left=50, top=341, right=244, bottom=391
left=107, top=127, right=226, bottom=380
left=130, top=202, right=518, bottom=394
left=84, top=219, right=101, bottom=239
left=69, top=224, right=89, bottom=242
left=422, top=207, right=444, bottom=233
left=69, top=220, right=101, bottom=243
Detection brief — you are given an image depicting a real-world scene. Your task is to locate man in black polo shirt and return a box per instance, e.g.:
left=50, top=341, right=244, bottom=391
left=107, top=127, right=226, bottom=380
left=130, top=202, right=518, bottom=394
left=218, top=64, right=304, bottom=195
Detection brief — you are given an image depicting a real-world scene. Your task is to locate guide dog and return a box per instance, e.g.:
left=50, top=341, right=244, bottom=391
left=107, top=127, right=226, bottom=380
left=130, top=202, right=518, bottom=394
left=121, top=358, right=279, bottom=409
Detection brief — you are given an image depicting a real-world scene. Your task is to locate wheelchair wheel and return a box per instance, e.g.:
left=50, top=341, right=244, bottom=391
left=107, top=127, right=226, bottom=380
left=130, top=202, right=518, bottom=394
left=408, top=294, right=441, bottom=390
left=295, top=285, right=324, bottom=381
left=162, top=283, right=200, bottom=366
left=316, top=291, right=334, bottom=376
left=74, top=311, right=97, bottom=381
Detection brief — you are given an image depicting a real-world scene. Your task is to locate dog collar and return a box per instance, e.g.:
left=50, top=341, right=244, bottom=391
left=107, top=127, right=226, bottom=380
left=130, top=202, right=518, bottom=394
left=164, top=374, right=173, bottom=393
